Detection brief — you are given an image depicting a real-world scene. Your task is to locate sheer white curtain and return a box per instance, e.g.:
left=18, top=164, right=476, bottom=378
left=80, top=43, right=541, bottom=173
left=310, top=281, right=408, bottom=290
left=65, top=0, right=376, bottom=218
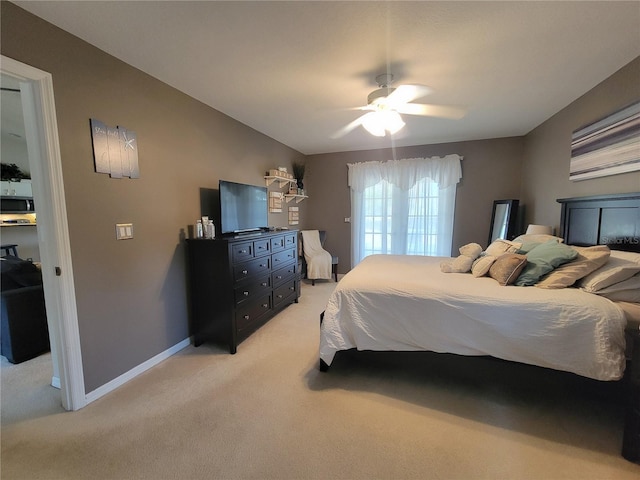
left=348, top=155, right=462, bottom=267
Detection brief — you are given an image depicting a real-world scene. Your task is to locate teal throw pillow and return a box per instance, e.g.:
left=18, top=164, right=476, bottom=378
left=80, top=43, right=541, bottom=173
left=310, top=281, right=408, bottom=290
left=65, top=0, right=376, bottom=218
left=514, top=240, right=578, bottom=286
left=516, top=241, right=542, bottom=254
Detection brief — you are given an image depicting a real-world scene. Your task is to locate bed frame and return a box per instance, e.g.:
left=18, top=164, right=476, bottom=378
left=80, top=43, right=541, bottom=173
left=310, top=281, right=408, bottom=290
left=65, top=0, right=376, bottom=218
left=557, top=193, right=640, bottom=253
left=557, top=193, right=639, bottom=462
left=320, top=192, right=640, bottom=462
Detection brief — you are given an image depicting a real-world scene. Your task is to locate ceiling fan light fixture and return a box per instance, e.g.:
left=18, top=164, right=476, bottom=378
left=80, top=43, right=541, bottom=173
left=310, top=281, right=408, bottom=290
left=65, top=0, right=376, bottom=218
left=384, top=110, right=405, bottom=134
left=367, top=87, right=395, bottom=106
left=361, top=110, right=405, bottom=137
left=361, top=112, right=386, bottom=137
left=333, top=72, right=466, bottom=140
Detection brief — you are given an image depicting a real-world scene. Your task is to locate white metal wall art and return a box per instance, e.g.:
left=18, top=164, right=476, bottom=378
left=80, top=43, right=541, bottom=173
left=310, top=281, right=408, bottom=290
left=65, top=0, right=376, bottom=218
left=90, top=118, right=140, bottom=178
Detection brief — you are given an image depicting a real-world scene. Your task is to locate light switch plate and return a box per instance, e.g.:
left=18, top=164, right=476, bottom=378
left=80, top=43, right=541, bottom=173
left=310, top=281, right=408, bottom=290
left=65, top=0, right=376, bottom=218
left=116, top=223, right=133, bottom=240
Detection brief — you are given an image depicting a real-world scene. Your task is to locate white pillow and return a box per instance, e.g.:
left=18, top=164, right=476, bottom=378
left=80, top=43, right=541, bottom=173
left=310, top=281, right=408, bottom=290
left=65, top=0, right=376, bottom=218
left=577, top=257, right=640, bottom=293
left=594, top=273, right=640, bottom=303
left=513, top=234, right=564, bottom=244
left=471, top=255, right=496, bottom=277
left=610, top=250, right=640, bottom=265
left=484, top=239, right=522, bottom=257
left=535, top=245, right=610, bottom=289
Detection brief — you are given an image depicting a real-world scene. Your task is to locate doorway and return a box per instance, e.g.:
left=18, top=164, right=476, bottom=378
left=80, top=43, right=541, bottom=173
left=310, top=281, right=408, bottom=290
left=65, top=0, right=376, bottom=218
left=1, top=72, right=49, bottom=379
left=1, top=55, right=85, bottom=410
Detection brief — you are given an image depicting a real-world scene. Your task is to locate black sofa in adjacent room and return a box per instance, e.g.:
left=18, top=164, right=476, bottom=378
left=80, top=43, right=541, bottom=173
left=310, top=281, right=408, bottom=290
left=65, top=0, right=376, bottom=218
left=0, top=255, right=50, bottom=363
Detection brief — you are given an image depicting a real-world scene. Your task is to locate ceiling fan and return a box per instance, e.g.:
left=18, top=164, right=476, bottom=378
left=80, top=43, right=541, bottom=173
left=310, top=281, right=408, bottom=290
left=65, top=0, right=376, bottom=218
left=333, top=73, right=466, bottom=138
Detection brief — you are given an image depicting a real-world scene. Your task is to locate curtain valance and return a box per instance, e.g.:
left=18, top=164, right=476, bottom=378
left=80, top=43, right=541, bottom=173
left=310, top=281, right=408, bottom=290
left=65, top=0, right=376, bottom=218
left=347, top=154, right=462, bottom=192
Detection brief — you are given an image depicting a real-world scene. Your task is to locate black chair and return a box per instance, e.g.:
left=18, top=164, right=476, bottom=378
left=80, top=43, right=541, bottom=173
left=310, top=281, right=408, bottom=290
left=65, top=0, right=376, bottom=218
left=1, top=244, right=19, bottom=257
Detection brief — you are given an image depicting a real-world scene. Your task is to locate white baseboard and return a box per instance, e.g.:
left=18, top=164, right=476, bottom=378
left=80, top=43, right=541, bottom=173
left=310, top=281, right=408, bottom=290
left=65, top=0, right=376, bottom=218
left=84, top=338, right=191, bottom=404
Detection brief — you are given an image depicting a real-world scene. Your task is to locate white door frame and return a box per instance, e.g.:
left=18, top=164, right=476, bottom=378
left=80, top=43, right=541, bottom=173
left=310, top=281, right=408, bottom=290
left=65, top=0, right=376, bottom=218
left=2, top=55, right=86, bottom=410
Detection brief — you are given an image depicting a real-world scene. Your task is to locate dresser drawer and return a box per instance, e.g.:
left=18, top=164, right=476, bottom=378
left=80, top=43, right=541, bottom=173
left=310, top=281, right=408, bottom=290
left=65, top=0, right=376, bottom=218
left=285, top=233, right=297, bottom=249
left=270, top=235, right=286, bottom=253
left=272, top=262, right=297, bottom=288
left=273, top=280, right=297, bottom=308
left=236, top=295, right=271, bottom=331
left=233, top=256, right=271, bottom=283
left=272, top=247, right=296, bottom=268
left=231, top=241, right=253, bottom=263
left=253, top=238, right=270, bottom=257
left=233, top=274, right=271, bottom=305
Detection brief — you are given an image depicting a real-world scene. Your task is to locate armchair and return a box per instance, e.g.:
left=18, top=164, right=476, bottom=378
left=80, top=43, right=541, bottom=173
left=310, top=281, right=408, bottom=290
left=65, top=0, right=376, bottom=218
left=300, top=230, right=338, bottom=285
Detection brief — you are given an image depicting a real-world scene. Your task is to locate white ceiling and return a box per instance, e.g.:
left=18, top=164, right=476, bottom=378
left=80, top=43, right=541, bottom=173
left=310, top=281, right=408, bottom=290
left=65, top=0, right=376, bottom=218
left=11, top=1, right=640, bottom=155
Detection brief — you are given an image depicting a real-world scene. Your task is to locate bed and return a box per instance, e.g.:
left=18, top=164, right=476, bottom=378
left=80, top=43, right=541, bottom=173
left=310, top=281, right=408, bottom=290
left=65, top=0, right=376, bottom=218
left=319, top=192, right=640, bottom=461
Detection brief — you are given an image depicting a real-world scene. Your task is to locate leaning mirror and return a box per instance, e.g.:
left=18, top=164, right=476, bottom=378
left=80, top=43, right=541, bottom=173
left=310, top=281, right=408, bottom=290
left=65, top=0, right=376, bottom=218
left=488, top=199, right=519, bottom=245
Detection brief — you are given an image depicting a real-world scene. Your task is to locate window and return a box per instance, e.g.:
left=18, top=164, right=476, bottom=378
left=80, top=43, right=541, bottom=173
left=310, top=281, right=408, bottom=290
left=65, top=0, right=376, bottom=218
left=406, top=177, right=441, bottom=255
left=349, top=155, right=462, bottom=266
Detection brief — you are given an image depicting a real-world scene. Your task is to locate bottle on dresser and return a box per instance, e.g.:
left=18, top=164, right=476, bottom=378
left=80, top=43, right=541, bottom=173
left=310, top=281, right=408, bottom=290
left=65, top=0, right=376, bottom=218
left=200, top=216, right=215, bottom=239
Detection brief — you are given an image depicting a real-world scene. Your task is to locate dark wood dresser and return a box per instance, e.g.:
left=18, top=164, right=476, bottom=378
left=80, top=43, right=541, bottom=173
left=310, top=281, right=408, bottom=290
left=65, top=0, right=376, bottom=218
left=187, top=230, right=299, bottom=353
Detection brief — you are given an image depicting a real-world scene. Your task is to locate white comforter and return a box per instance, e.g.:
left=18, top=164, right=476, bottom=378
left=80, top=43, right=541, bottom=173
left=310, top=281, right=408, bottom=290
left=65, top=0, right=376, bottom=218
left=320, top=255, right=628, bottom=381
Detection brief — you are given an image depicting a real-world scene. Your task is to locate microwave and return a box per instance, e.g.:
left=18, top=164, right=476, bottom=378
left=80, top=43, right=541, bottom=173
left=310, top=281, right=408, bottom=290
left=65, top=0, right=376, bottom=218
left=0, top=196, right=35, bottom=213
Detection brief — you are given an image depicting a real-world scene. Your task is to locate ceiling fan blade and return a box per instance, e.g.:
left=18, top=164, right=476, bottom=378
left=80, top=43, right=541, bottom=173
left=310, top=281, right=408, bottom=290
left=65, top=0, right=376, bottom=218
left=350, top=105, right=375, bottom=112
left=330, top=114, right=366, bottom=139
left=395, top=103, right=467, bottom=119
left=386, top=84, right=432, bottom=106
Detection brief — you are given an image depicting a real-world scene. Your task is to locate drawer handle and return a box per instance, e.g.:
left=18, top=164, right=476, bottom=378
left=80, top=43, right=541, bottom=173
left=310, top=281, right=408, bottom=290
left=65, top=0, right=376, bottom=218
left=261, top=282, right=267, bottom=286
left=289, top=286, right=295, bottom=291
left=277, top=294, right=283, bottom=299
left=239, top=249, right=247, bottom=254
left=262, top=303, right=268, bottom=308
left=276, top=275, right=282, bottom=280
left=242, top=270, right=248, bottom=275
left=244, top=315, right=250, bottom=320
left=260, top=263, right=266, bottom=268
left=243, top=291, right=249, bottom=296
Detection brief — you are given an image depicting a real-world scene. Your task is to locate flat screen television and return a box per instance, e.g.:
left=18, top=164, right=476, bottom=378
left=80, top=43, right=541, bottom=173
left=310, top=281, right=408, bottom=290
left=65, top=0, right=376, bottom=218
left=219, top=180, right=268, bottom=235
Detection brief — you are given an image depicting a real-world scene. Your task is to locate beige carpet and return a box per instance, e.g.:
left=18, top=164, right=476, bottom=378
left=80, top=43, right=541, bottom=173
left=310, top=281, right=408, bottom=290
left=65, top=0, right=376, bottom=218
left=2, top=278, right=639, bottom=479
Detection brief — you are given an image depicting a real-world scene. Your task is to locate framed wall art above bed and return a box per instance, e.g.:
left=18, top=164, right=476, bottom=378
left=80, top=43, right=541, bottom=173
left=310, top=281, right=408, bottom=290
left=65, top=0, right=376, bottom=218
left=570, top=101, right=640, bottom=181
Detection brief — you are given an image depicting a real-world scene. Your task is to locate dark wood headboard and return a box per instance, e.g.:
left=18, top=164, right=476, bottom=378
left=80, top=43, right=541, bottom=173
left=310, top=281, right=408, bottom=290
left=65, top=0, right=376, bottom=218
left=557, top=192, right=640, bottom=253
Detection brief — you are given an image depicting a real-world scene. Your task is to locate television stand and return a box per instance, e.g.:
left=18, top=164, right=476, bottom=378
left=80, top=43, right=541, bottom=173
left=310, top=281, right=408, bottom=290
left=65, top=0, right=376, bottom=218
left=186, top=230, right=300, bottom=353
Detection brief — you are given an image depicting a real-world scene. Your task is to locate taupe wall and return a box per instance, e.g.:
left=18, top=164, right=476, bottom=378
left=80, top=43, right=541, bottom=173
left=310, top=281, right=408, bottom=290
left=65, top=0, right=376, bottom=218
left=305, top=138, right=525, bottom=269
left=521, top=57, right=640, bottom=232
left=1, top=2, right=304, bottom=392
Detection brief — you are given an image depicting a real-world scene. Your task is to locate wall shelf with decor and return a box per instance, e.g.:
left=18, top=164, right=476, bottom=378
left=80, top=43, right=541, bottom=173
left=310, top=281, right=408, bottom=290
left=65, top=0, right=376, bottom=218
left=284, top=194, right=307, bottom=203
left=264, top=175, right=296, bottom=189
